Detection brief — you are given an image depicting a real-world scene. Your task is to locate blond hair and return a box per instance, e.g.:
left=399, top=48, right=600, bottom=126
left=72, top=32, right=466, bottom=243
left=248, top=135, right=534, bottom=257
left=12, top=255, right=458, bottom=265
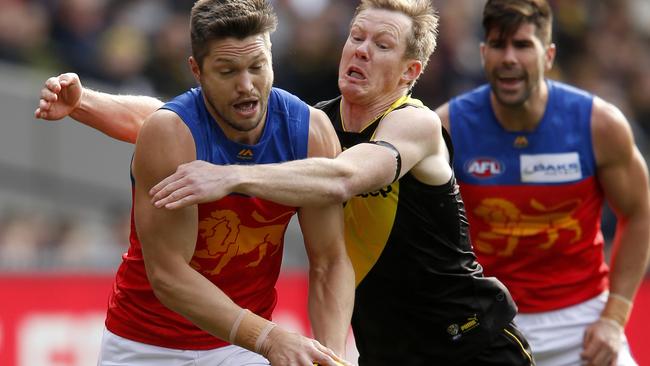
left=353, top=0, right=439, bottom=72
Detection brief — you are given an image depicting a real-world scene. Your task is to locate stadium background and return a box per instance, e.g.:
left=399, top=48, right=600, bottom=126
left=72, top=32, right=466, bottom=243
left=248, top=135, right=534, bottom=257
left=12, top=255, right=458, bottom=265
left=0, top=0, right=649, bottom=365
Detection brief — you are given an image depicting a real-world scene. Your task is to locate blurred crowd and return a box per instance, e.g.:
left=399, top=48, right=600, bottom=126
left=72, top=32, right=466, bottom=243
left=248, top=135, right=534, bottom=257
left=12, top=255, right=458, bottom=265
left=0, top=0, right=649, bottom=270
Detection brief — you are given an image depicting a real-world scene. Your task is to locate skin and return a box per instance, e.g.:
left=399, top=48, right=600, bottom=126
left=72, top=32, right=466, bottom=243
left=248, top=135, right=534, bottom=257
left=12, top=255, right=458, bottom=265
left=190, top=35, right=272, bottom=143
left=147, top=8, right=452, bottom=211
left=37, top=34, right=354, bottom=366
left=35, top=10, right=450, bottom=364
left=436, top=22, right=650, bottom=366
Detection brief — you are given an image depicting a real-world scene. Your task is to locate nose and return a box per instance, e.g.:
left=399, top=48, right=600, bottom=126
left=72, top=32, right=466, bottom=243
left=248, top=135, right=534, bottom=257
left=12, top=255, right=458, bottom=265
left=354, top=40, right=370, bottom=60
left=502, top=44, right=517, bottom=66
left=235, top=72, right=254, bottom=94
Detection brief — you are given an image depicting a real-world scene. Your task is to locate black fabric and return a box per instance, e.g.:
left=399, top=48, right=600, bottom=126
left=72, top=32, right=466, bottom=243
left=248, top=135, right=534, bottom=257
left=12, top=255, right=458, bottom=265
left=368, top=140, right=401, bottom=183
left=315, top=96, right=519, bottom=365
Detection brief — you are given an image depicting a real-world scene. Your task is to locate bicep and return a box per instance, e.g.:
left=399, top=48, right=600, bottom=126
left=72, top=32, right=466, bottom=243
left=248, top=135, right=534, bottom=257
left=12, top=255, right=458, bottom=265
left=593, top=99, right=650, bottom=217
left=598, top=147, right=649, bottom=218
left=373, top=108, right=440, bottom=176
left=132, top=111, right=198, bottom=269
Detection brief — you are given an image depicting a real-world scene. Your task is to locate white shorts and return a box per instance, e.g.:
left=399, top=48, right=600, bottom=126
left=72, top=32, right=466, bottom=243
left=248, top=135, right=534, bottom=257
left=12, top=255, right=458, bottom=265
left=97, top=327, right=270, bottom=366
left=514, top=292, right=637, bottom=366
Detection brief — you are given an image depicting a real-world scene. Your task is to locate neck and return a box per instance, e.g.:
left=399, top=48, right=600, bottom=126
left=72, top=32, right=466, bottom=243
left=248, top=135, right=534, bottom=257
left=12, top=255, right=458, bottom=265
left=340, top=88, right=408, bottom=132
left=491, top=80, right=548, bottom=132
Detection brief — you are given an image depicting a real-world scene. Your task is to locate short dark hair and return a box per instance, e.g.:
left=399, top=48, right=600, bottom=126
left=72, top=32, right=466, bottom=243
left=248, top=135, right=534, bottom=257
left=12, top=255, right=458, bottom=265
left=482, top=0, right=553, bottom=45
left=190, top=0, right=278, bottom=67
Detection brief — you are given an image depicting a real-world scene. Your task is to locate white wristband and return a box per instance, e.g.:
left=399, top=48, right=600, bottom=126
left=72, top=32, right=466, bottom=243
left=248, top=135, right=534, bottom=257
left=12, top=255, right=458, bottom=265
left=608, top=292, right=633, bottom=307
left=229, top=308, right=249, bottom=344
left=599, top=316, right=624, bottom=331
left=254, top=321, right=277, bottom=353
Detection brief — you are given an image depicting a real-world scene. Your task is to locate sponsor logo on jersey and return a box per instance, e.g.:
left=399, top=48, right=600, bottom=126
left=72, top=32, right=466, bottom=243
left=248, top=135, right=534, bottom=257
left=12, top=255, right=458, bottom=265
left=465, top=158, right=504, bottom=179
left=520, top=153, right=582, bottom=183
left=513, top=135, right=529, bottom=148
left=357, top=185, right=393, bottom=198
left=237, top=148, right=254, bottom=160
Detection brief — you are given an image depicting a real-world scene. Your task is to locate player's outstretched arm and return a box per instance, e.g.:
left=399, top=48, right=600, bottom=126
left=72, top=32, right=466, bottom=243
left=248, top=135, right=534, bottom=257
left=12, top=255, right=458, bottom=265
left=149, top=106, right=443, bottom=209
left=581, top=97, right=650, bottom=366
left=35, top=72, right=163, bottom=143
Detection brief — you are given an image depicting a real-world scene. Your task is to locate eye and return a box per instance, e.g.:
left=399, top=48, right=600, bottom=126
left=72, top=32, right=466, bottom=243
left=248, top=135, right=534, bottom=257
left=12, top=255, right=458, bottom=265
left=513, top=40, right=533, bottom=49
left=377, top=43, right=389, bottom=50
left=350, top=33, right=363, bottom=42
left=488, top=40, right=504, bottom=49
left=219, top=69, right=233, bottom=75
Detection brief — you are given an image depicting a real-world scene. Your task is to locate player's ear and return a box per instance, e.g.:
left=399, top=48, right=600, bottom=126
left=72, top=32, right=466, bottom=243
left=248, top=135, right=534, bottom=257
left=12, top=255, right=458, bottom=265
left=544, top=43, right=556, bottom=71
left=402, top=59, right=422, bottom=84
left=189, top=56, right=201, bottom=84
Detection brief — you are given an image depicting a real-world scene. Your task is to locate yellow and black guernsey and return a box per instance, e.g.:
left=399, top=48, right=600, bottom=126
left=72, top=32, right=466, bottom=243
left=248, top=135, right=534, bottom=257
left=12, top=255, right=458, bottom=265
left=315, top=96, right=517, bottom=365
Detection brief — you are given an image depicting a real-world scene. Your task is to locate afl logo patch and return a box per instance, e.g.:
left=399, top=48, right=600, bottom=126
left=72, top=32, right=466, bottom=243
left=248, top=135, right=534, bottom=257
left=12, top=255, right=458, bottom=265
left=465, top=158, right=504, bottom=179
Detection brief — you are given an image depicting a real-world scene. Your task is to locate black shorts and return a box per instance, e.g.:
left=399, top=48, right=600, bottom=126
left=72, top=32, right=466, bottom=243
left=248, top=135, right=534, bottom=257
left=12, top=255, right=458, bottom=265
left=458, top=322, right=534, bottom=366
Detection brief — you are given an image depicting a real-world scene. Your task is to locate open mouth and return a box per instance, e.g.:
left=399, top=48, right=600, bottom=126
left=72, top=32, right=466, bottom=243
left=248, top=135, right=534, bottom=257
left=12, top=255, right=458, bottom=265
left=497, top=76, right=523, bottom=87
left=233, top=100, right=258, bottom=114
left=346, top=66, right=366, bottom=80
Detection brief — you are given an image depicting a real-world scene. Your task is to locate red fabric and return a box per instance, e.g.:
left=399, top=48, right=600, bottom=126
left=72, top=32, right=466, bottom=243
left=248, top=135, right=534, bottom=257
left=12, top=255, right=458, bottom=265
left=105, top=193, right=295, bottom=349
left=460, top=177, right=608, bottom=312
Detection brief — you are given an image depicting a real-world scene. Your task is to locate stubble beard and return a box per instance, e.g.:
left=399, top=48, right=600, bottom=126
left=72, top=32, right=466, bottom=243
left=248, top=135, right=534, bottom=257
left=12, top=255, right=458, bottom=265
left=206, top=97, right=265, bottom=133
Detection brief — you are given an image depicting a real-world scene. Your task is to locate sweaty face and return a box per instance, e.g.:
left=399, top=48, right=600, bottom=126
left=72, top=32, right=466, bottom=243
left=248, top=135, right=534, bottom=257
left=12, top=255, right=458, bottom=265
left=338, top=8, right=414, bottom=104
left=194, top=35, right=273, bottom=142
left=481, top=22, right=553, bottom=107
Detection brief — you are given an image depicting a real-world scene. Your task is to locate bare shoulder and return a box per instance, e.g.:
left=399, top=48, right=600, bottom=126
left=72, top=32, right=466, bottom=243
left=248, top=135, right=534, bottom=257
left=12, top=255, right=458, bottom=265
left=134, top=109, right=195, bottom=181
left=591, top=96, right=635, bottom=167
left=383, top=105, right=441, bottom=132
left=138, top=109, right=192, bottom=143
left=308, top=106, right=333, bottom=132
left=307, top=106, right=340, bottom=158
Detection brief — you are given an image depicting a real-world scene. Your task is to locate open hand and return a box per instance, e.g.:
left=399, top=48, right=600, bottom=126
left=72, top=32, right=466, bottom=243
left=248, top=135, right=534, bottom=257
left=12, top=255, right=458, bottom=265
left=150, top=160, right=236, bottom=209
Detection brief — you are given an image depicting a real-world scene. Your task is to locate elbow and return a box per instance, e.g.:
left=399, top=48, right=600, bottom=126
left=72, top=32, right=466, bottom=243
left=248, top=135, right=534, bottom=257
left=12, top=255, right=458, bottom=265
left=309, top=159, right=359, bottom=204
left=330, top=163, right=358, bottom=203
left=327, top=180, right=355, bottom=203
left=309, top=250, right=353, bottom=279
left=147, top=266, right=181, bottom=306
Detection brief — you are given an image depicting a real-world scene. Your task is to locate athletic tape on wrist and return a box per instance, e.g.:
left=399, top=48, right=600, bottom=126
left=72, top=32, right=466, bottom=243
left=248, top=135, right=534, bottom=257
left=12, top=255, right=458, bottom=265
left=602, top=292, right=634, bottom=327
left=608, top=292, right=633, bottom=307
left=254, top=321, right=277, bottom=354
left=599, top=316, right=624, bottom=331
left=229, top=308, right=249, bottom=344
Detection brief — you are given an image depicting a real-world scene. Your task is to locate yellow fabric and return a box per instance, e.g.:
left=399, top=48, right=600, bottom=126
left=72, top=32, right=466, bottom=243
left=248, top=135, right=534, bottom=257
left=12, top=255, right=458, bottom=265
left=345, top=182, right=400, bottom=286
left=341, top=94, right=425, bottom=285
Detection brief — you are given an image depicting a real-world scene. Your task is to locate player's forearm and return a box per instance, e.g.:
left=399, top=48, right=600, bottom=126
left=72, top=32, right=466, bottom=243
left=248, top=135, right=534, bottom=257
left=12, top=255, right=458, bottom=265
left=235, top=156, right=391, bottom=207
left=603, top=211, right=650, bottom=325
left=148, top=259, right=243, bottom=339
left=308, top=255, right=355, bottom=354
left=70, top=88, right=164, bottom=143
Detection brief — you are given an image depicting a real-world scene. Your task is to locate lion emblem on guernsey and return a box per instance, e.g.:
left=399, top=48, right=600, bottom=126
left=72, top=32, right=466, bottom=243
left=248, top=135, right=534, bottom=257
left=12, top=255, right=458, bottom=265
left=473, top=198, right=582, bottom=256
left=192, top=209, right=293, bottom=275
